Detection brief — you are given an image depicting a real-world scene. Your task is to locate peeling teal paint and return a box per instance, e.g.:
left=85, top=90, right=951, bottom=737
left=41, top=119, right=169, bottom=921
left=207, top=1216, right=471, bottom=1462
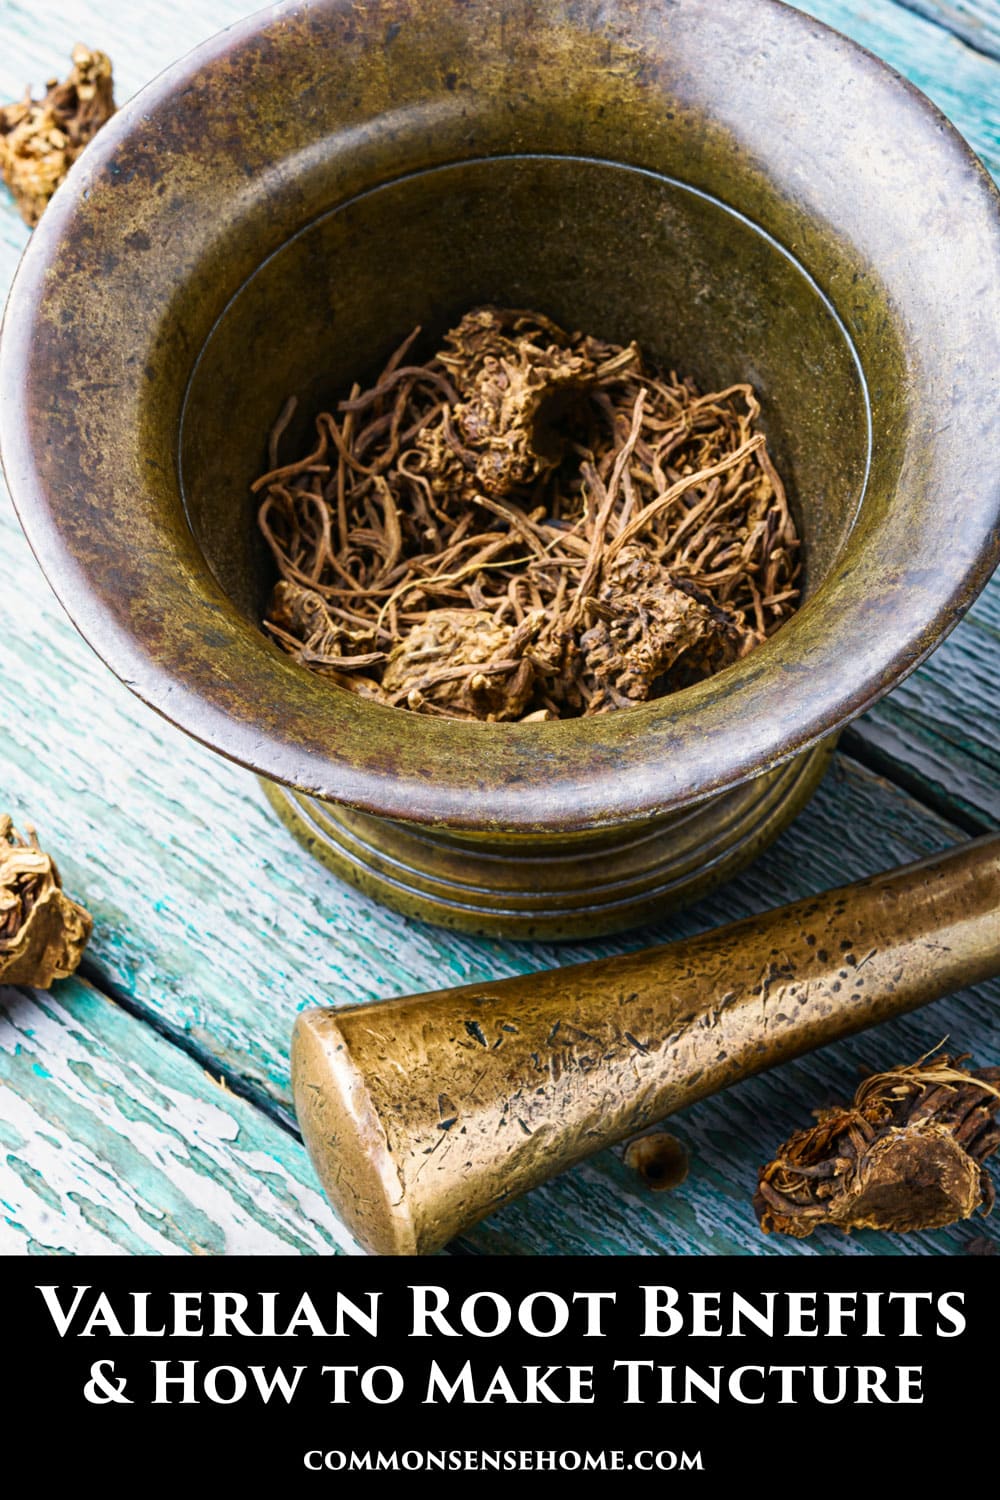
left=5, top=1155, right=65, bottom=1214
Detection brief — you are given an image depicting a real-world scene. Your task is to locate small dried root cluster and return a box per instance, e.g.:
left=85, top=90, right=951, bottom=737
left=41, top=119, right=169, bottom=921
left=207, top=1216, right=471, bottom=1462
left=754, top=1051, right=1000, bottom=1238
left=256, top=307, right=800, bottom=721
left=0, top=815, right=92, bottom=987
left=0, top=45, right=115, bottom=226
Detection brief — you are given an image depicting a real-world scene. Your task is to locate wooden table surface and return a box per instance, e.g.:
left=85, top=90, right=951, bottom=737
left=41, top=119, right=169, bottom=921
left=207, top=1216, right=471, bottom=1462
left=1, top=0, right=998, bottom=1258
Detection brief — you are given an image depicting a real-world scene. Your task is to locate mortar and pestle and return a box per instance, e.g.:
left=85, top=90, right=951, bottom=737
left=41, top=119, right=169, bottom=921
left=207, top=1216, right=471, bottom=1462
left=1, top=0, right=998, bottom=1245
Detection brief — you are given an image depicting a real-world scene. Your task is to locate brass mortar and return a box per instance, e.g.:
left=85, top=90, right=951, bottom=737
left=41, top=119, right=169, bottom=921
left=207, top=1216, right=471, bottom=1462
left=2, top=0, right=999, bottom=938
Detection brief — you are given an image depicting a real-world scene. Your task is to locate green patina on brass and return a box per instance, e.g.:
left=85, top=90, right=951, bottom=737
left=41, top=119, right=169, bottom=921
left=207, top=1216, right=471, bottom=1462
left=1, top=0, right=998, bottom=935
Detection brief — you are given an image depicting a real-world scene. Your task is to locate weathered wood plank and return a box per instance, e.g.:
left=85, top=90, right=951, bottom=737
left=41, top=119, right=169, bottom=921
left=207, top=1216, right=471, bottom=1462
left=0, top=975, right=358, bottom=1254
left=894, top=1, right=1000, bottom=60
left=849, top=610, right=1000, bottom=830
left=842, top=714, right=998, bottom=835
left=970, top=579, right=1000, bottom=636
left=892, top=617, right=1000, bottom=784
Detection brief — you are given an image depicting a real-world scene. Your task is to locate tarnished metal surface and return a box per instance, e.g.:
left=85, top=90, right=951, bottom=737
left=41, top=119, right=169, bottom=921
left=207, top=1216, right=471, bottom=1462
left=263, top=740, right=834, bottom=938
left=292, top=835, right=1000, bottom=1254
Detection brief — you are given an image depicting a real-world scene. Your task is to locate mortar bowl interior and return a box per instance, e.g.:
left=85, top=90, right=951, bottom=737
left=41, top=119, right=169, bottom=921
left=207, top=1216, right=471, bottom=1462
left=3, top=0, right=999, bottom=865
left=179, top=154, right=868, bottom=627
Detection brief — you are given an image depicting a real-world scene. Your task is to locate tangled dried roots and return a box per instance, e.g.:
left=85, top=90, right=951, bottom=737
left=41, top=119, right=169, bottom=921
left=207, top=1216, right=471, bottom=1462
left=256, top=306, right=801, bottom=722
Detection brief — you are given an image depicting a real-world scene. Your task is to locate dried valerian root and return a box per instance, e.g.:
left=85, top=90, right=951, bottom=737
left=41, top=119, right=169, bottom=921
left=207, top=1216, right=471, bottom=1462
left=0, top=45, right=116, bottom=226
left=423, top=306, right=640, bottom=499
left=256, top=306, right=800, bottom=721
left=0, top=816, right=92, bottom=987
left=580, top=546, right=737, bottom=712
left=754, top=1051, right=1000, bottom=1239
left=381, top=608, right=541, bottom=720
left=624, top=1131, right=690, bottom=1192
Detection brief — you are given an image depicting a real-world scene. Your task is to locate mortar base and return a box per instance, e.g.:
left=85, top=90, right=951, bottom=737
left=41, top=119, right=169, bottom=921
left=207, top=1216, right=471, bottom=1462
left=262, top=737, right=835, bottom=940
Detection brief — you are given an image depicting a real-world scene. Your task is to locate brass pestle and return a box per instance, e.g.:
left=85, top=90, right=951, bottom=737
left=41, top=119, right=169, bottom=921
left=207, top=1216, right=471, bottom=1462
left=292, top=835, right=1000, bottom=1254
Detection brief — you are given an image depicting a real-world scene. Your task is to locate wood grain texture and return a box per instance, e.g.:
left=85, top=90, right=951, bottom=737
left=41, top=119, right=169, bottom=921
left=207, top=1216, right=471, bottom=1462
left=894, top=1, right=1000, bottom=60
left=0, top=975, right=357, bottom=1254
left=0, top=0, right=998, bottom=1256
left=846, top=613, right=1000, bottom=832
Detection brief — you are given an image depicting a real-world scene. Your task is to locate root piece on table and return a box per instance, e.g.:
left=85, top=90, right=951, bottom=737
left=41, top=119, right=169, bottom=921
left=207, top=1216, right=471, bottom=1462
left=754, top=1051, right=1000, bottom=1238
left=0, top=46, right=115, bottom=226
left=0, top=815, right=92, bottom=987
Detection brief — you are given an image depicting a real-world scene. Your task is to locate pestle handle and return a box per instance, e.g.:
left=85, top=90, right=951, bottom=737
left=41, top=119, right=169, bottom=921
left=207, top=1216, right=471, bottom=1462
left=292, top=834, right=1000, bottom=1254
